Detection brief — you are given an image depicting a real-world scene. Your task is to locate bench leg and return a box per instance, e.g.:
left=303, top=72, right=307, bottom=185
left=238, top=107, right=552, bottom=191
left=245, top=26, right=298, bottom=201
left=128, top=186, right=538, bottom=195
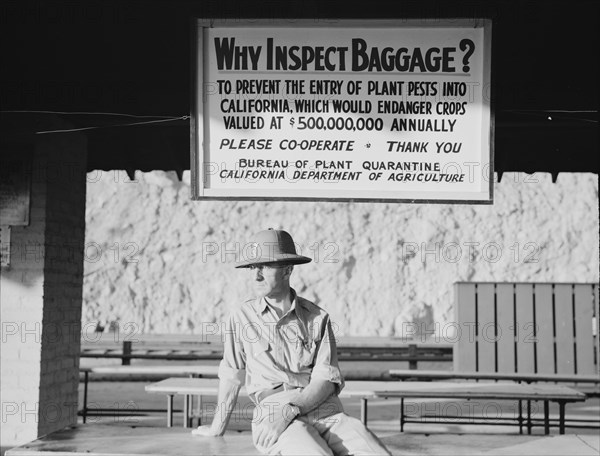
left=167, top=394, right=174, bottom=428
left=183, top=394, right=190, bottom=428
left=82, top=371, right=89, bottom=424
left=558, top=401, right=566, bottom=435
left=526, top=400, right=532, bottom=435
left=400, top=398, right=405, bottom=432
left=198, top=395, right=202, bottom=426
left=360, top=398, right=367, bottom=426
left=518, top=400, right=523, bottom=435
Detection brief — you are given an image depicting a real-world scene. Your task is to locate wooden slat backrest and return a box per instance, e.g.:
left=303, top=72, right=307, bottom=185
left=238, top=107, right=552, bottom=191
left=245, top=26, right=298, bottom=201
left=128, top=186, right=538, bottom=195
left=554, top=284, right=575, bottom=374
left=595, top=285, right=599, bottom=375
left=573, top=284, right=596, bottom=375
left=496, top=284, right=516, bottom=373
left=454, top=282, right=599, bottom=375
left=454, top=283, right=477, bottom=372
left=477, top=284, right=496, bottom=373
left=534, top=284, right=555, bottom=374
left=515, top=284, right=535, bottom=373
left=594, top=285, right=600, bottom=376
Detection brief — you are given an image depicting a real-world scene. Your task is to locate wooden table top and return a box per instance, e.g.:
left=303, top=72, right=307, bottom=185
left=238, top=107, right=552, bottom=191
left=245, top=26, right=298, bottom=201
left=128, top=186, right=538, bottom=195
left=146, top=378, right=586, bottom=401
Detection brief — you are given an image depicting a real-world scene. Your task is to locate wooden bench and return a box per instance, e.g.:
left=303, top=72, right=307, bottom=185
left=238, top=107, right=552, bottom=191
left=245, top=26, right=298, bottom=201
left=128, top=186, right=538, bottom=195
left=389, top=282, right=600, bottom=432
left=389, top=370, right=600, bottom=392
left=454, top=282, right=599, bottom=379
left=79, top=365, right=219, bottom=423
left=145, top=378, right=585, bottom=435
left=144, top=378, right=379, bottom=428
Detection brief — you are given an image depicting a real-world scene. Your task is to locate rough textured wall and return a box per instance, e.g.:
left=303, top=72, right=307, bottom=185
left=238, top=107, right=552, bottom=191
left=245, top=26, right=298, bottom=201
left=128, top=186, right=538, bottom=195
left=83, top=172, right=599, bottom=336
left=1, top=124, right=86, bottom=447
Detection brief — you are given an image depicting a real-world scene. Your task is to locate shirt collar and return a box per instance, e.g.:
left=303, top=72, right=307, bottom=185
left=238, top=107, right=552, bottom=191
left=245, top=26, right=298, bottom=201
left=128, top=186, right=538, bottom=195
left=254, top=288, right=300, bottom=316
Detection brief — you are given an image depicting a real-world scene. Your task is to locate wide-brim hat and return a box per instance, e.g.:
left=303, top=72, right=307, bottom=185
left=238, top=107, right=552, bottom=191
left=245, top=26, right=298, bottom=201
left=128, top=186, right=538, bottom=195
left=235, top=228, right=312, bottom=268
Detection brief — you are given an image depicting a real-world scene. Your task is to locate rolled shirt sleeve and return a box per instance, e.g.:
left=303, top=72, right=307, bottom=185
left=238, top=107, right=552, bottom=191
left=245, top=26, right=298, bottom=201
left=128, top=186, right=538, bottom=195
left=218, top=312, right=247, bottom=386
left=310, top=315, right=345, bottom=393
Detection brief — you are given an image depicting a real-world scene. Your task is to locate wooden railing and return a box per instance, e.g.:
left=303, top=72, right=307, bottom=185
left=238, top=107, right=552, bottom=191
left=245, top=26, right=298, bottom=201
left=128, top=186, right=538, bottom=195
left=80, top=335, right=453, bottom=370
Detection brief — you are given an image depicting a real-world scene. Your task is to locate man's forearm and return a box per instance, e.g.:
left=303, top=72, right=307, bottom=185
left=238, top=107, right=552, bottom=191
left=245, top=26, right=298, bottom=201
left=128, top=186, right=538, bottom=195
left=291, top=379, right=336, bottom=416
left=210, top=379, right=241, bottom=435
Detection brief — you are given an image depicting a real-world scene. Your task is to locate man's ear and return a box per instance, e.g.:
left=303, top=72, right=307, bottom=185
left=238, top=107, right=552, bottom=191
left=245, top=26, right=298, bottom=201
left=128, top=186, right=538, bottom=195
left=285, top=265, right=294, bottom=277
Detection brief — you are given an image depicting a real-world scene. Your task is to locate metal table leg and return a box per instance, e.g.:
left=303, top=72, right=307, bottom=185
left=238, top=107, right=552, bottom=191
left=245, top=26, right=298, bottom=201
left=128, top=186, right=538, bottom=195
left=527, top=400, right=532, bottom=435
left=82, top=370, right=89, bottom=424
left=544, top=401, right=550, bottom=435
left=518, top=400, right=523, bottom=434
left=360, top=398, right=367, bottom=425
left=400, top=398, right=405, bottom=432
left=183, top=394, right=189, bottom=428
left=167, top=394, right=174, bottom=427
left=196, top=394, right=202, bottom=426
left=558, top=401, right=566, bottom=435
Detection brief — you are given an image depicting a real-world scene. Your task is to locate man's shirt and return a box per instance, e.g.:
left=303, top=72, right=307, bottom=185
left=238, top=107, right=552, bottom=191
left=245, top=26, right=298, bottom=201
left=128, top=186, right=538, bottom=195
left=218, top=289, right=344, bottom=399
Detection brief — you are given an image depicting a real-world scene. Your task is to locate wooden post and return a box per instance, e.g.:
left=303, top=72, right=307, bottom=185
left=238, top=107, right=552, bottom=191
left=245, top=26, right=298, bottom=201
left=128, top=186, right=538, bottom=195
left=122, top=341, right=132, bottom=365
left=408, top=344, right=417, bottom=370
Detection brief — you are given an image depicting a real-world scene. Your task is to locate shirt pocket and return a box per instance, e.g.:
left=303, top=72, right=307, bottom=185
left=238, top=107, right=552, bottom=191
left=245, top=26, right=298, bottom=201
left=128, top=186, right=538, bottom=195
left=296, top=338, right=318, bottom=367
left=252, top=338, right=271, bottom=357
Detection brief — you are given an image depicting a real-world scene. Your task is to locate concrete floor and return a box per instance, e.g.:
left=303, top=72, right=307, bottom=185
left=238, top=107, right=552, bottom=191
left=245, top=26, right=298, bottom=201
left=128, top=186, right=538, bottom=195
left=4, top=423, right=600, bottom=456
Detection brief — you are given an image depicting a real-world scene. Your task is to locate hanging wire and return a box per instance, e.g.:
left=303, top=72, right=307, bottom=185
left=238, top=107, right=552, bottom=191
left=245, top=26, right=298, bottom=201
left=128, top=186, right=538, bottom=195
left=0, top=110, right=189, bottom=134
left=1, top=110, right=182, bottom=119
left=503, top=109, right=598, bottom=123
left=34, top=116, right=189, bottom=134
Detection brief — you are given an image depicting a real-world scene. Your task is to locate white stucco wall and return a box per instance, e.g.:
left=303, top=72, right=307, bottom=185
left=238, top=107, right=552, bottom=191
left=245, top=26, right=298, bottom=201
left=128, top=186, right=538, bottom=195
left=82, top=171, right=599, bottom=336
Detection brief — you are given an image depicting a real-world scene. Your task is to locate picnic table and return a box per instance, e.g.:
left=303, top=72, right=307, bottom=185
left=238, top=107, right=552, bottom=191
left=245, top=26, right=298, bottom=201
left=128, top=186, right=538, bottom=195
left=79, top=365, right=219, bottom=423
left=145, top=378, right=586, bottom=434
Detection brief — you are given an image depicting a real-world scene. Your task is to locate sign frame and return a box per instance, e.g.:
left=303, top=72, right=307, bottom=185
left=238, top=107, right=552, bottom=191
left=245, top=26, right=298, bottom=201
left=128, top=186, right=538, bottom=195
left=191, top=19, right=493, bottom=204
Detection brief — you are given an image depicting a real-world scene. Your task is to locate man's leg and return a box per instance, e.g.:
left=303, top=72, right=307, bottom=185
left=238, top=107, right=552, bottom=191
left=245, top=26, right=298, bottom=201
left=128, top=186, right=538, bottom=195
left=253, top=417, right=334, bottom=456
left=315, top=412, right=391, bottom=456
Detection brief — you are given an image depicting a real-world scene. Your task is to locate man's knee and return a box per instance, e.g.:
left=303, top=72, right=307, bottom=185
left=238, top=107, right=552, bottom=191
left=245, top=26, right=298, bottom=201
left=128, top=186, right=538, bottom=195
left=257, top=420, right=333, bottom=456
left=324, top=413, right=391, bottom=456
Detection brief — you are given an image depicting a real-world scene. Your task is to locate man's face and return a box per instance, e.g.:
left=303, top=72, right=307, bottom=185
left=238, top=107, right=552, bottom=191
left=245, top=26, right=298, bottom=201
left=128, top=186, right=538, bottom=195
left=248, top=264, right=291, bottom=298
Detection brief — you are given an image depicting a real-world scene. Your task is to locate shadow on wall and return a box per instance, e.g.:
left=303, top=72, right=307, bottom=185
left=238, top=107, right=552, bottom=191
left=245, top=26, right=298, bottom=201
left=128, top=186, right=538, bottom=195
left=394, top=302, right=434, bottom=339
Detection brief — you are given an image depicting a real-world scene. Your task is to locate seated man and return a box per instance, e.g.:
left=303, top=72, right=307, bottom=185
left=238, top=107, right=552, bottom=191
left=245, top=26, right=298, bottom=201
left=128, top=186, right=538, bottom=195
left=192, top=228, right=390, bottom=455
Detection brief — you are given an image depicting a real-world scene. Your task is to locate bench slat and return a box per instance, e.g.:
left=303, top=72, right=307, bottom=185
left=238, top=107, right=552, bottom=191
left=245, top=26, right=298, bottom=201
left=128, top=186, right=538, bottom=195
left=535, top=284, right=555, bottom=374
left=476, top=284, right=496, bottom=373
left=496, top=284, right=516, bottom=373
left=574, top=284, right=596, bottom=375
left=554, top=284, right=576, bottom=374
left=515, top=284, right=536, bottom=374
left=595, top=285, right=600, bottom=375
left=455, top=283, right=477, bottom=372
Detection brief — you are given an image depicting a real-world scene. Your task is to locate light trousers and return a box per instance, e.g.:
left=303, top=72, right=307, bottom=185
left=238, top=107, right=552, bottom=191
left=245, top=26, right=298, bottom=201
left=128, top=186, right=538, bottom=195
left=251, top=390, right=391, bottom=456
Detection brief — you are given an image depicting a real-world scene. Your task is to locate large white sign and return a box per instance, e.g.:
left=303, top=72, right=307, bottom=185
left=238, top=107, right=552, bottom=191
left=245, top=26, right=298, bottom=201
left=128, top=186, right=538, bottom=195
left=192, top=19, right=492, bottom=203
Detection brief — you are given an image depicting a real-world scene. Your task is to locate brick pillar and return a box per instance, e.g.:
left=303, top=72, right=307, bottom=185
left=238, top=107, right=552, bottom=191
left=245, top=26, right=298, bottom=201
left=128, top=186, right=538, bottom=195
left=1, top=119, right=87, bottom=447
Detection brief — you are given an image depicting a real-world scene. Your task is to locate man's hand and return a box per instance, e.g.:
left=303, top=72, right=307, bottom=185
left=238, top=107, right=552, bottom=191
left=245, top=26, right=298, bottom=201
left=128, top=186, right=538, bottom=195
left=191, top=425, right=221, bottom=437
left=254, top=403, right=297, bottom=449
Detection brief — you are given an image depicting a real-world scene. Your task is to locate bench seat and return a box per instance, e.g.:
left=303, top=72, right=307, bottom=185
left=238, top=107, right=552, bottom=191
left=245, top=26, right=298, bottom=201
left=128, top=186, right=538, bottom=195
left=389, top=369, right=600, bottom=395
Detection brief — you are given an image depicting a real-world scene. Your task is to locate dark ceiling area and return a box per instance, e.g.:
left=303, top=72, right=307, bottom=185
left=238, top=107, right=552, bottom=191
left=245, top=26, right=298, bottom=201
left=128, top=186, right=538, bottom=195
left=1, top=0, right=598, bottom=175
